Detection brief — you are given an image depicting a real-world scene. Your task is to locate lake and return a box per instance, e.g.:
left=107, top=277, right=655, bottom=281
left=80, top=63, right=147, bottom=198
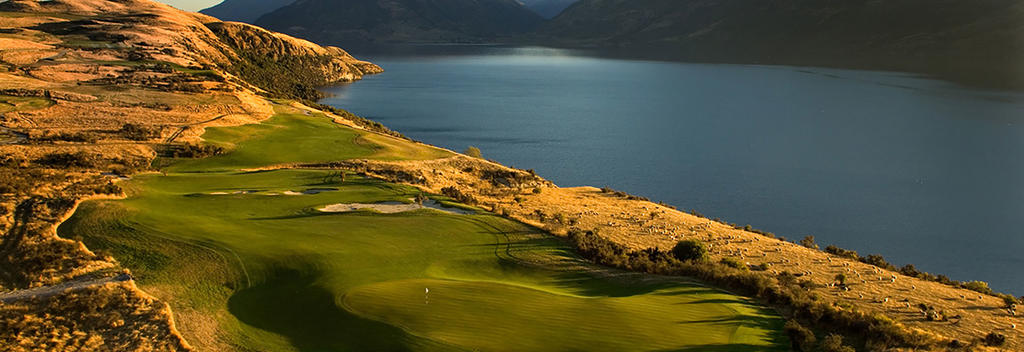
left=322, top=46, right=1024, bottom=293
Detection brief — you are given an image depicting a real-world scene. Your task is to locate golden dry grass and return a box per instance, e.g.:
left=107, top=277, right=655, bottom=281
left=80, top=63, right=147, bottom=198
left=337, top=154, right=1024, bottom=350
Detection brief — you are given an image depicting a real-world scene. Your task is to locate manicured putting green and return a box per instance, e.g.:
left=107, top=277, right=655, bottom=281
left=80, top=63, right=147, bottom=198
left=60, top=110, right=787, bottom=351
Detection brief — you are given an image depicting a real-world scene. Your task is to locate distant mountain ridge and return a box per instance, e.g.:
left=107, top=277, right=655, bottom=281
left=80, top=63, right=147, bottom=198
left=253, top=0, right=543, bottom=45
left=536, top=0, right=1024, bottom=87
left=200, top=0, right=294, bottom=23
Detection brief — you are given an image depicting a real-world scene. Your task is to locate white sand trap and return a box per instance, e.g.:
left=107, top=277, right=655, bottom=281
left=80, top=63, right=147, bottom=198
left=318, top=200, right=474, bottom=215
left=209, top=192, right=229, bottom=195
left=283, top=191, right=304, bottom=195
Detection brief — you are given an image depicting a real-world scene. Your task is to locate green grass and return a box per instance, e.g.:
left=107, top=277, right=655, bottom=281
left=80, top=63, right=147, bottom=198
left=0, top=95, right=54, bottom=113
left=59, top=109, right=787, bottom=351
left=167, top=112, right=450, bottom=172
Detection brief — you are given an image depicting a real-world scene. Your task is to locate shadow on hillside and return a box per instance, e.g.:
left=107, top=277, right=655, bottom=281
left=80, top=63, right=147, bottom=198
left=227, top=261, right=432, bottom=351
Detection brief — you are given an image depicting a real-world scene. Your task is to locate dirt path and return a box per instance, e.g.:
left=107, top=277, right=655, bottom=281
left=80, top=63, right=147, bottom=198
left=0, top=273, right=131, bottom=303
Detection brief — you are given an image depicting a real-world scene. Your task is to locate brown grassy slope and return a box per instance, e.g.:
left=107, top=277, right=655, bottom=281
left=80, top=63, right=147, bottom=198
left=307, top=155, right=1022, bottom=350
left=0, top=0, right=379, bottom=349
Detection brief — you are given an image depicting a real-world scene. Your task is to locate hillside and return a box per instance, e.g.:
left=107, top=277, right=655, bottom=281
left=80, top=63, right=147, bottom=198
left=2, top=0, right=1023, bottom=350
left=253, top=0, right=543, bottom=44
left=199, top=0, right=293, bottom=23
left=537, top=0, right=1024, bottom=88
left=0, top=0, right=378, bottom=349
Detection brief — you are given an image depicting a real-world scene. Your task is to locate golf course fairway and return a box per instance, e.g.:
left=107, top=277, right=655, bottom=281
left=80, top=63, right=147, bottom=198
left=58, top=106, right=789, bottom=351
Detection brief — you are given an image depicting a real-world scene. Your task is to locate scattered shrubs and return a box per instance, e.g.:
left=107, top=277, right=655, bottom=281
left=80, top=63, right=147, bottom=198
left=120, top=123, right=161, bottom=141
left=563, top=228, right=943, bottom=351
left=441, top=186, right=476, bottom=205
left=34, top=152, right=97, bottom=168
left=168, top=143, right=224, bottom=158
left=825, top=245, right=859, bottom=259
left=784, top=320, right=816, bottom=352
left=313, top=104, right=407, bottom=140
left=464, top=146, right=482, bottom=158
left=670, top=240, right=708, bottom=262
left=32, top=131, right=98, bottom=143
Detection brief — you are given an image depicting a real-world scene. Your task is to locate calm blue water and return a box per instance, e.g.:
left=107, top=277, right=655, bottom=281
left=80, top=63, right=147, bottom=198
left=322, top=46, right=1024, bottom=293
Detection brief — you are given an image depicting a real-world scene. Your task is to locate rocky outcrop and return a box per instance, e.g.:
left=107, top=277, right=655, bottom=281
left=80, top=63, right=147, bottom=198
left=206, top=21, right=381, bottom=82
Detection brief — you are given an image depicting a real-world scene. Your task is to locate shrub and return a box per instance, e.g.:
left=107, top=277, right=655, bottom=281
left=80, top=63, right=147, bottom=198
left=532, top=187, right=542, bottom=194
left=120, top=123, right=161, bottom=141
left=671, top=240, right=708, bottom=262
left=799, top=235, right=818, bottom=249
left=824, top=245, right=859, bottom=259
left=720, top=257, right=747, bottom=270
left=983, top=332, right=1006, bottom=347
left=962, top=281, right=993, bottom=295
left=822, top=334, right=855, bottom=352
left=784, top=320, right=816, bottom=351
left=464, top=146, right=482, bottom=158
left=834, top=273, right=847, bottom=285
left=861, top=254, right=894, bottom=270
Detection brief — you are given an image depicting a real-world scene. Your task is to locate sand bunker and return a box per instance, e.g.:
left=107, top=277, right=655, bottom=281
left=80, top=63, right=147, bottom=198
left=318, top=200, right=474, bottom=215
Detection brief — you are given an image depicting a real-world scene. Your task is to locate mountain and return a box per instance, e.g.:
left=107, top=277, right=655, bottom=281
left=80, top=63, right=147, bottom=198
left=537, top=0, right=1024, bottom=88
left=519, top=0, right=578, bottom=18
left=253, top=0, right=543, bottom=44
left=200, top=0, right=294, bottom=23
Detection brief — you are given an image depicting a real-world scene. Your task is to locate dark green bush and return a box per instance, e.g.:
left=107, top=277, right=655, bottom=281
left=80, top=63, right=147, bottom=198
left=671, top=240, right=709, bottom=262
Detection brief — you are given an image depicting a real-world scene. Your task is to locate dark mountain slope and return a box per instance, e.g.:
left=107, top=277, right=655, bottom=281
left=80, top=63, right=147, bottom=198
left=254, top=0, right=543, bottom=44
left=538, top=0, right=1024, bottom=88
left=519, top=0, right=578, bottom=18
left=200, top=0, right=294, bottom=23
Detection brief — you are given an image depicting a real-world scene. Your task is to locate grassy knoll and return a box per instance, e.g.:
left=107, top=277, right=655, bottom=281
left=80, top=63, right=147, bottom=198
left=59, top=110, right=787, bottom=351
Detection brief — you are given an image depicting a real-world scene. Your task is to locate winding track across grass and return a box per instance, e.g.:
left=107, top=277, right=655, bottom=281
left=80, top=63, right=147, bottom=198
left=59, top=107, right=789, bottom=351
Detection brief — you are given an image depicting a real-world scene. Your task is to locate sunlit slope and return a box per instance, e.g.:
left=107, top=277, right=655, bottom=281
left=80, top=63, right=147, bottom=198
left=60, top=111, right=787, bottom=351
left=170, top=110, right=450, bottom=172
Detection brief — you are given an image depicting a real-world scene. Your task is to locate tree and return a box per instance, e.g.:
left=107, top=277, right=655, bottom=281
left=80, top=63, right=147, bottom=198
left=670, top=240, right=708, bottom=262
left=784, top=320, right=816, bottom=352
left=464, top=146, right=482, bottom=158
left=799, top=235, right=818, bottom=249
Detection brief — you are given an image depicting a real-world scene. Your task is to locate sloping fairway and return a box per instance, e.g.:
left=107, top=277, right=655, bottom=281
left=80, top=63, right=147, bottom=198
left=170, top=106, right=451, bottom=172
left=59, top=109, right=788, bottom=351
